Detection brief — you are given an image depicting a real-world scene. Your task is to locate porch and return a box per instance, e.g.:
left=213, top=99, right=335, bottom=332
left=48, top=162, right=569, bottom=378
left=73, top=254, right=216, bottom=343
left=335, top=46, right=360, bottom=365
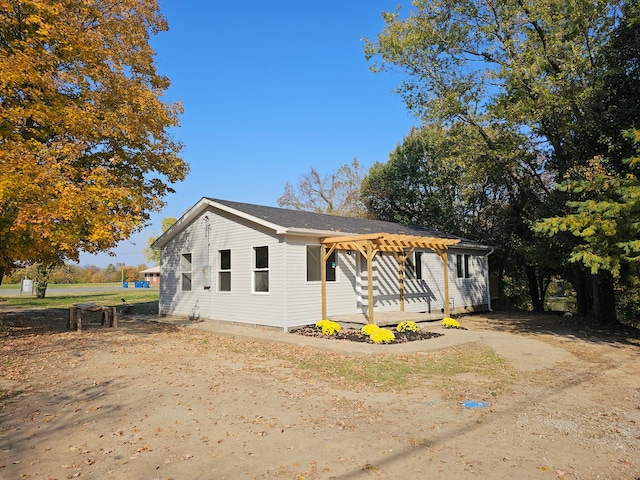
left=321, top=232, right=460, bottom=325
left=328, top=310, right=446, bottom=328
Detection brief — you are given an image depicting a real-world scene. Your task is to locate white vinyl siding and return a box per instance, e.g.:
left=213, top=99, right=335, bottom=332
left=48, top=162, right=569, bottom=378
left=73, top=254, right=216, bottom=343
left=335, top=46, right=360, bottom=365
left=448, top=250, right=489, bottom=313
left=401, top=250, right=443, bottom=314
left=160, top=209, right=284, bottom=326
left=283, top=236, right=357, bottom=326
left=159, top=220, right=211, bottom=320
left=158, top=204, right=491, bottom=328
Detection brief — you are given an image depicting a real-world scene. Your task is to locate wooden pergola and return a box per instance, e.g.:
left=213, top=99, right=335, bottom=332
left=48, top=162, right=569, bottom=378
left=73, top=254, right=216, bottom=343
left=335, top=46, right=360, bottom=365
left=320, top=233, right=460, bottom=324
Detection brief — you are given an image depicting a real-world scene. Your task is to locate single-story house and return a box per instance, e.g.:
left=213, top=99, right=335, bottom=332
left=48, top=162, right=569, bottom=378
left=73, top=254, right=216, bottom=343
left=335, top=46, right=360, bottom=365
left=152, top=197, right=494, bottom=330
left=139, top=265, right=161, bottom=285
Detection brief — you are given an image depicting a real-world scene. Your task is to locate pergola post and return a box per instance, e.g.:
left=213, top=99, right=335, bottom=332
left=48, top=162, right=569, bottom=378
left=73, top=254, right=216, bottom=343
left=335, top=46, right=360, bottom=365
left=321, top=244, right=337, bottom=320
left=321, top=249, right=327, bottom=319
left=398, top=255, right=405, bottom=312
left=438, top=249, right=451, bottom=317
left=366, top=240, right=375, bottom=324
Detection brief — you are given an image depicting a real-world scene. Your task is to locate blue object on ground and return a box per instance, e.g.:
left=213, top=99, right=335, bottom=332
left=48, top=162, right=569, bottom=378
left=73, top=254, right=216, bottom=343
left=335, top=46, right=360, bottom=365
left=122, top=281, right=128, bottom=288
left=462, top=401, right=488, bottom=408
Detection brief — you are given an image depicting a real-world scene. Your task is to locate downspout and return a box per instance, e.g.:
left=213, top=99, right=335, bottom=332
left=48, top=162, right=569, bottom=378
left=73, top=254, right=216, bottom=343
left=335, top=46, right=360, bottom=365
left=484, top=248, right=495, bottom=312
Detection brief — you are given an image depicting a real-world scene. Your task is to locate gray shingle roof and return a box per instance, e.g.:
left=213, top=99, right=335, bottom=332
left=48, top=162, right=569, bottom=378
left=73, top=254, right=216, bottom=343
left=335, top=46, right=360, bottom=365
left=207, top=198, right=490, bottom=249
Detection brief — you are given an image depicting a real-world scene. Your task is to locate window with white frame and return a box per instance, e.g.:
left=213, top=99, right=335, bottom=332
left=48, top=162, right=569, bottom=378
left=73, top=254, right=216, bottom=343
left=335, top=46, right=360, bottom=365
left=405, top=251, right=423, bottom=280
left=456, top=254, right=471, bottom=279
left=253, top=246, right=269, bottom=292
left=415, top=251, right=423, bottom=280
left=306, top=245, right=337, bottom=282
left=218, top=249, right=231, bottom=292
left=181, top=253, right=192, bottom=291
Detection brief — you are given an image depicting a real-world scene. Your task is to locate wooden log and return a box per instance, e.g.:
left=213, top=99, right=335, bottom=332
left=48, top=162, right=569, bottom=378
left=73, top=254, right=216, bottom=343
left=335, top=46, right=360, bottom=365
left=69, top=306, right=77, bottom=330
left=111, top=307, right=118, bottom=328
left=77, top=308, right=82, bottom=332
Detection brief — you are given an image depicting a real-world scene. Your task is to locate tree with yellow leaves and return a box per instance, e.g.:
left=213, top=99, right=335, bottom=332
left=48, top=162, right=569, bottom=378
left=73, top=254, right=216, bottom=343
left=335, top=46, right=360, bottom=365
left=0, top=0, right=188, bottom=291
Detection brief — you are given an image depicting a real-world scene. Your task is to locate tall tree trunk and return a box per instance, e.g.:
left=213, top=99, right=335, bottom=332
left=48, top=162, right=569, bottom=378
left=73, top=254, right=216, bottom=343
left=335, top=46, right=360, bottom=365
left=590, top=271, right=617, bottom=325
left=35, top=280, right=48, bottom=299
left=34, top=263, right=55, bottom=299
left=525, top=265, right=545, bottom=312
left=572, top=267, right=592, bottom=317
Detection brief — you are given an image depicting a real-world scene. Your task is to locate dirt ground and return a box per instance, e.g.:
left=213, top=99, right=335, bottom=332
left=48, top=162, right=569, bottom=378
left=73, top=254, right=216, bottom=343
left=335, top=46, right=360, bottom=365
left=1, top=307, right=639, bottom=480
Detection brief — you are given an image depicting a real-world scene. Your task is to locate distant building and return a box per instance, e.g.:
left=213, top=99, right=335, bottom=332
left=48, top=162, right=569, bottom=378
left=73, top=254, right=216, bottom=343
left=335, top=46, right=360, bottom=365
left=140, top=265, right=160, bottom=285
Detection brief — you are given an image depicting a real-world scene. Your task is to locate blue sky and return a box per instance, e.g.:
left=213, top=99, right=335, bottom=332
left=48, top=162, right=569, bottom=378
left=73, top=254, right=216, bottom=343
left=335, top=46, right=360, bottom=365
left=80, top=1, right=418, bottom=268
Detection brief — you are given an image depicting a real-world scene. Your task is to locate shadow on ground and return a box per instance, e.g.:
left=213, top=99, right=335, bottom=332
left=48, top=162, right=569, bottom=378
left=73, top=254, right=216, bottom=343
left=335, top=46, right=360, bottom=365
left=0, top=300, right=164, bottom=338
left=461, top=308, right=640, bottom=348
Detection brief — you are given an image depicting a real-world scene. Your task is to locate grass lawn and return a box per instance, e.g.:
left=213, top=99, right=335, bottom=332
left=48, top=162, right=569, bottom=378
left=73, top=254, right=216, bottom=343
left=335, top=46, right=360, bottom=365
left=0, top=285, right=159, bottom=315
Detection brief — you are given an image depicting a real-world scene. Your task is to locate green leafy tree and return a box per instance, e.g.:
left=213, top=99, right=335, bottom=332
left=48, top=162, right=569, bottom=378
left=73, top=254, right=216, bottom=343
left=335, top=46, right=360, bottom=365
left=364, top=0, right=626, bottom=320
left=364, top=0, right=619, bottom=176
left=362, top=123, right=560, bottom=311
left=537, top=130, right=640, bottom=323
left=0, top=0, right=188, bottom=290
left=362, top=126, right=465, bottom=234
left=574, top=2, right=640, bottom=168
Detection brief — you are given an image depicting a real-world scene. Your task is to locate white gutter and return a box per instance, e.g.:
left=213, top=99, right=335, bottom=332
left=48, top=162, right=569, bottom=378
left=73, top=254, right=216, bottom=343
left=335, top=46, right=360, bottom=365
left=484, top=248, right=495, bottom=312
left=283, top=241, right=289, bottom=332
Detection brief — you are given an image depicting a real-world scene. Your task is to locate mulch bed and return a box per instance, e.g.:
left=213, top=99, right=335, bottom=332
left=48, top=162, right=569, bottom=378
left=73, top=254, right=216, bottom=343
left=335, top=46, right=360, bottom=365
left=290, top=326, right=444, bottom=344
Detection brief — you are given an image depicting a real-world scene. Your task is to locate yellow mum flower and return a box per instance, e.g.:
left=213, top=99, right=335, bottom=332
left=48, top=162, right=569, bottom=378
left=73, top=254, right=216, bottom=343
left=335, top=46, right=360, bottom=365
left=361, top=323, right=380, bottom=335
left=315, top=319, right=341, bottom=336
left=441, top=317, right=460, bottom=329
left=396, top=321, right=419, bottom=333
left=369, top=328, right=395, bottom=343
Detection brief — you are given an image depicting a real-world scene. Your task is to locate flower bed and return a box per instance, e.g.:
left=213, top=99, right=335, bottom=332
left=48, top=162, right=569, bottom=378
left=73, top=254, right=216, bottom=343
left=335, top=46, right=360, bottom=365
left=290, top=325, right=443, bottom=344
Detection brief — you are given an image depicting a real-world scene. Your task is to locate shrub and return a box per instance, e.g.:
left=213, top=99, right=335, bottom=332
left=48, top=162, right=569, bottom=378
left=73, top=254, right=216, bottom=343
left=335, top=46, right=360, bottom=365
left=441, top=317, right=460, bottom=329
left=315, top=319, right=341, bottom=336
left=369, top=328, right=395, bottom=344
left=396, top=321, right=419, bottom=333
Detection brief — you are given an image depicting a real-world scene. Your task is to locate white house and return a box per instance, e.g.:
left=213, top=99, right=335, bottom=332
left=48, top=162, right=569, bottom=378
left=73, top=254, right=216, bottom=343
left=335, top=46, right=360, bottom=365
left=152, top=198, right=494, bottom=330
